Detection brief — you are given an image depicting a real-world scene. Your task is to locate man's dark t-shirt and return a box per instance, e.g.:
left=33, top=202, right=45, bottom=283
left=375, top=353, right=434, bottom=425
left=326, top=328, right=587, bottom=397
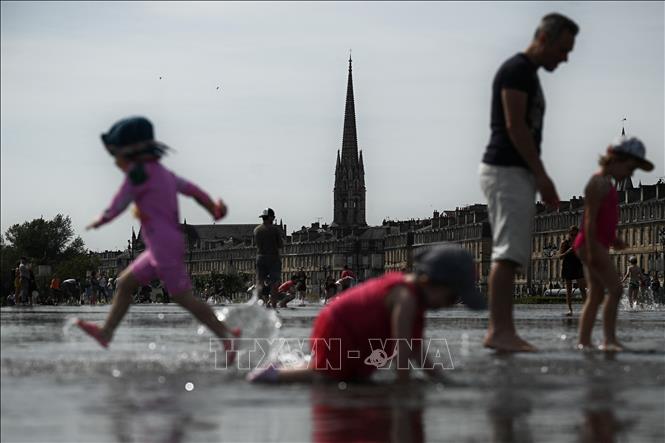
left=483, top=53, right=545, bottom=169
left=254, top=223, right=283, bottom=257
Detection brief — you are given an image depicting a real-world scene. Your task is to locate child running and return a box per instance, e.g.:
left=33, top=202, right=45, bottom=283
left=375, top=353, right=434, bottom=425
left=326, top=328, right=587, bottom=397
left=247, top=246, right=486, bottom=383
left=574, top=136, right=653, bottom=352
left=621, top=256, right=644, bottom=309
left=75, top=116, right=239, bottom=350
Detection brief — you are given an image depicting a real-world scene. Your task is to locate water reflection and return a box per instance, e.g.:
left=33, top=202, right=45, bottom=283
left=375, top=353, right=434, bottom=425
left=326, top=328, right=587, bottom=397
left=578, top=353, right=633, bottom=443
left=311, top=383, right=424, bottom=443
left=103, top=375, right=217, bottom=443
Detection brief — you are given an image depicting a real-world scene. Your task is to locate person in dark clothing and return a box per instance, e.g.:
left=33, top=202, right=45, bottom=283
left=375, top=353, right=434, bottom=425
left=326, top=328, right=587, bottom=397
left=479, top=13, right=579, bottom=352
left=254, top=208, right=283, bottom=308
left=559, top=226, right=587, bottom=316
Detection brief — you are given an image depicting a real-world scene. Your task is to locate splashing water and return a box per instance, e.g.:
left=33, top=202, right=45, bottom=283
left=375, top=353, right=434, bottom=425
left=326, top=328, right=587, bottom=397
left=620, top=287, right=664, bottom=312
left=215, top=294, right=281, bottom=369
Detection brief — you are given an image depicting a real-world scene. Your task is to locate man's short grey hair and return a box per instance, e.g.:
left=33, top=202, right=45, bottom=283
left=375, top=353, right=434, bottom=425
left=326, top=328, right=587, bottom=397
left=534, top=13, right=579, bottom=42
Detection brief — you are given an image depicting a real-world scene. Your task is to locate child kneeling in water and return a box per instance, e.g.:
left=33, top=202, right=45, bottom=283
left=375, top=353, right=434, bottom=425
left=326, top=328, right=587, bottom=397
left=248, top=246, right=486, bottom=383
left=75, top=116, right=239, bottom=351
left=575, top=136, right=653, bottom=351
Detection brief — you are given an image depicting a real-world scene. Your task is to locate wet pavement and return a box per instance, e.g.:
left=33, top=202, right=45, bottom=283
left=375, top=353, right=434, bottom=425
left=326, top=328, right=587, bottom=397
left=1, top=303, right=664, bottom=442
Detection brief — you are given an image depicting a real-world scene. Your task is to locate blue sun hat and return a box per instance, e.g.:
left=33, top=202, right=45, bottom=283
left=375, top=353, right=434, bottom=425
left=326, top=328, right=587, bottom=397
left=101, top=116, right=170, bottom=159
left=413, top=245, right=486, bottom=310
left=609, top=136, right=653, bottom=172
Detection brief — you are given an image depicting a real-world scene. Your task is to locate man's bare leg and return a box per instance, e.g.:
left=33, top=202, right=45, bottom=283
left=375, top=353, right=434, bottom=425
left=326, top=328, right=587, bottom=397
left=483, top=260, right=536, bottom=352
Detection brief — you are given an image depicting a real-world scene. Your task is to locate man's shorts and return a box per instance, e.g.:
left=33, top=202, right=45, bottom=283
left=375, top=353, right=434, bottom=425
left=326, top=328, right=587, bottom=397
left=479, top=163, right=536, bottom=268
left=256, top=255, right=282, bottom=284
left=129, top=250, right=192, bottom=295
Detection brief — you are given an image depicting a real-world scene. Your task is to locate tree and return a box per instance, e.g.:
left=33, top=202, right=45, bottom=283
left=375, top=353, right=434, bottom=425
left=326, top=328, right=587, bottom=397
left=4, top=214, right=85, bottom=265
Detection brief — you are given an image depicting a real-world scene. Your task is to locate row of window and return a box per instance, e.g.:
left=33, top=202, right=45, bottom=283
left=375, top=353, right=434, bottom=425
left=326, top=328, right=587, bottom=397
left=534, top=223, right=665, bottom=253
left=534, top=202, right=665, bottom=233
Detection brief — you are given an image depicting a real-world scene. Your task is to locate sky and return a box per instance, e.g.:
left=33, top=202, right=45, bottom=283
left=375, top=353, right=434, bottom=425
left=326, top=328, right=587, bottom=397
left=1, top=1, right=663, bottom=252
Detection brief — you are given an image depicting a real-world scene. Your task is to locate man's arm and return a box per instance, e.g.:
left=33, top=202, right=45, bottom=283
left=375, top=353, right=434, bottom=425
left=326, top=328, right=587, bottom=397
left=501, top=88, right=559, bottom=208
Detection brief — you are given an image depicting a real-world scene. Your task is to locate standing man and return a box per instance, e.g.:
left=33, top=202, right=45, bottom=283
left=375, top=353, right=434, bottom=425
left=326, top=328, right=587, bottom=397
left=296, top=267, right=307, bottom=305
left=479, top=13, right=578, bottom=352
left=254, top=208, right=284, bottom=308
left=18, top=257, right=31, bottom=306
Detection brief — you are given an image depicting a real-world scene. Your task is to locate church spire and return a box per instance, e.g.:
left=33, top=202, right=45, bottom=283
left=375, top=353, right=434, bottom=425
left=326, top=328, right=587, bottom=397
left=333, top=54, right=367, bottom=228
left=341, top=53, right=358, bottom=163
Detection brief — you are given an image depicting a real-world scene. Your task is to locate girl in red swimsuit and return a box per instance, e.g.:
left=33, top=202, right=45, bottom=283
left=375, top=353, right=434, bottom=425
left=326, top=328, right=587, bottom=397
left=574, top=136, right=653, bottom=352
left=248, top=246, right=486, bottom=383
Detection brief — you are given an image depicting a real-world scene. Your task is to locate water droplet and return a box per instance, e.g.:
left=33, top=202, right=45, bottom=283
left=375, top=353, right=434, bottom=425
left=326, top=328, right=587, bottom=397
left=158, top=376, right=166, bottom=383
left=157, top=313, right=164, bottom=320
left=148, top=342, right=156, bottom=350
left=560, top=334, right=567, bottom=340
left=623, top=365, right=631, bottom=372
left=540, top=366, right=549, bottom=374
left=180, top=353, right=189, bottom=360
left=337, top=382, right=347, bottom=390
left=197, top=326, right=205, bottom=335
left=275, top=322, right=282, bottom=329
left=112, top=369, right=122, bottom=378
left=185, top=382, right=194, bottom=391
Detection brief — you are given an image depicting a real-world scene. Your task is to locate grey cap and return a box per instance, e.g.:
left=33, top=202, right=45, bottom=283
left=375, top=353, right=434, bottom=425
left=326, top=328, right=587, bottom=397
left=413, top=245, right=486, bottom=310
left=259, top=208, right=275, bottom=219
left=610, top=136, right=653, bottom=172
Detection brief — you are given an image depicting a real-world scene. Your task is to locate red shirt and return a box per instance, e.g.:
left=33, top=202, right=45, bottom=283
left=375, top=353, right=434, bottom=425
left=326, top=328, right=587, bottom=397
left=278, top=280, right=295, bottom=293
left=311, top=272, right=425, bottom=380
left=340, top=269, right=356, bottom=279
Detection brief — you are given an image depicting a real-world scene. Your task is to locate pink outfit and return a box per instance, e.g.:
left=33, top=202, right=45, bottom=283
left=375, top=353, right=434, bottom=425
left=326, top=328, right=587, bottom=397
left=573, top=177, right=619, bottom=250
left=97, top=160, right=216, bottom=293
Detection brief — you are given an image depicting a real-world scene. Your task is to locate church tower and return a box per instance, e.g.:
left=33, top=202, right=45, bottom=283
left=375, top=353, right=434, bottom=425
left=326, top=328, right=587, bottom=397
left=332, top=55, right=367, bottom=228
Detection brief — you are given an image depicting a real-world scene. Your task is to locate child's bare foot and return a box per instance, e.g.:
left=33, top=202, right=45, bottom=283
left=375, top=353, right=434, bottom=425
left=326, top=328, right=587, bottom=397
left=483, top=332, right=537, bottom=352
left=75, top=319, right=110, bottom=348
left=576, top=343, right=595, bottom=352
left=598, top=341, right=624, bottom=352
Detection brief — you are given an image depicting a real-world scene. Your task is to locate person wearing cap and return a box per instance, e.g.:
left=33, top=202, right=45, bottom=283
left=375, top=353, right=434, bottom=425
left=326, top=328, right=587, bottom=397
left=254, top=208, right=284, bottom=308
left=479, top=13, right=579, bottom=352
left=574, top=135, right=654, bottom=352
left=74, top=116, right=239, bottom=354
left=247, top=245, right=486, bottom=383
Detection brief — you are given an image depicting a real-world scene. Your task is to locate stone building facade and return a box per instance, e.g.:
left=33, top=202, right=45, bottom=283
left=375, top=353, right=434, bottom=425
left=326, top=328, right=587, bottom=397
left=97, top=56, right=664, bottom=300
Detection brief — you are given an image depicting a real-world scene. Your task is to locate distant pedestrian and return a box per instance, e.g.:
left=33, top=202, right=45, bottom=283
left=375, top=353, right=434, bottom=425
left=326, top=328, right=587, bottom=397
left=479, top=13, right=578, bottom=352
left=50, top=274, right=62, bottom=305
left=296, top=267, right=307, bottom=305
left=559, top=226, right=586, bottom=316
left=621, top=257, right=643, bottom=309
left=254, top=208, right=283, bottom=308
left=18, top=257, right=31, bottom=306
left=324, top=275, right=337, bottom=304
